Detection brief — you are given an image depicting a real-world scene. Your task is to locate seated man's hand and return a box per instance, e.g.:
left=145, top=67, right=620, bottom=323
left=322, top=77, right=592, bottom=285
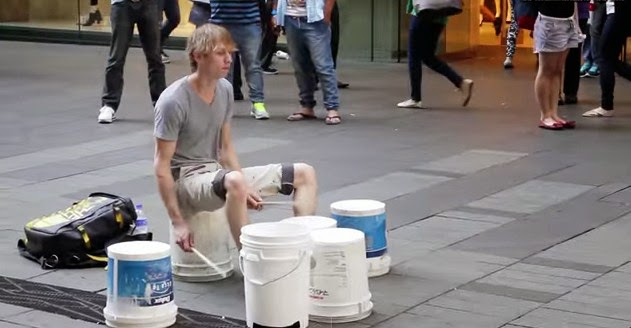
left=173, top=220, right=194, bottom=252
left=247, top=188, right=263, bottom=211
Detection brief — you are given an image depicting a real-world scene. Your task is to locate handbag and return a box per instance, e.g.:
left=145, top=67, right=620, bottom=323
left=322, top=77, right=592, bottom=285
left=413, top=0, right=463, bottom=18
left=514, top=0, right=537, bottom=30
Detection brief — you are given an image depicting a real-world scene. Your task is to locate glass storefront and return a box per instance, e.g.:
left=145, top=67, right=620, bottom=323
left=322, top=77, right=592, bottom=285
left=0, top=0, right=484, bottom=62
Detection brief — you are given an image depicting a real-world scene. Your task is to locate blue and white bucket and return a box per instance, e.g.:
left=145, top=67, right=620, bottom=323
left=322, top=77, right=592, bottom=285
left=104, top=241, right=178, bottom=328
left=330, top=199, right=391, bottom=277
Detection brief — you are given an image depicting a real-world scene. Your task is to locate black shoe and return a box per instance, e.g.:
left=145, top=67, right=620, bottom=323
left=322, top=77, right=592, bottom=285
left=337, top=81, right=349, bottom=89
left=493, top=17, right=502, bottom=36
left=82, top=9, right=103, bottom=27
left=564, top=95, right=578, bottom=104
left=262, top=67, right=278, bottom=75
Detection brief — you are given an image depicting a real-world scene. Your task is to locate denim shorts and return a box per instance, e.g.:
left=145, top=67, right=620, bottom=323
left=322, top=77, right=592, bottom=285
left=533, top=14, right=582, bottom=53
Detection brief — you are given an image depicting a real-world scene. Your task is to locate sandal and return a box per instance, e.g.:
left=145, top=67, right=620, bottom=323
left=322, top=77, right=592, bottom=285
left=538, top=120, right=564, bottom=130
left=556, top=120, right=576, bottom=129
left=287, top=112, right=317, bottom=121
left=325, top=115, right=341, bottom=125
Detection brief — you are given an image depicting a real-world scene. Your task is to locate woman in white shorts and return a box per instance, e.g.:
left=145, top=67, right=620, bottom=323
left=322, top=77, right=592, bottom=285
left=533, top=2, right=582, bottom=130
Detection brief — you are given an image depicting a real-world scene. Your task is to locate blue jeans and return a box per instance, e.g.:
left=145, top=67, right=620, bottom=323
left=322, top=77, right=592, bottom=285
left=222, top=24, right=264, bottom=103
left=284, top=16, right=339, bottom=110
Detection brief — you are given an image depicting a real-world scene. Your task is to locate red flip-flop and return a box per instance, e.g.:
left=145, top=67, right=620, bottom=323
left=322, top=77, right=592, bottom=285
left=557, top=120, right=576, bottom=129
left=539, top=120, right=564, bottom=130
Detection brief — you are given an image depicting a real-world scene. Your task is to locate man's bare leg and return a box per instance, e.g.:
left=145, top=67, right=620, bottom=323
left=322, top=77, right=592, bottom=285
left=223, top=171, right=249, bottom=249
left=292, top=163, right=318, bottom=216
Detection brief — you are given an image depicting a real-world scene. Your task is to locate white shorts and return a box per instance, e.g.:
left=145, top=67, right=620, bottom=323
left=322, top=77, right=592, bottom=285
left=533, top=14, right=582, bottom=54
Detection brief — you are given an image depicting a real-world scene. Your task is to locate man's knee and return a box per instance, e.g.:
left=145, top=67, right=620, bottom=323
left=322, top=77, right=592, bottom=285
left=221, top=171, right=248, bottom=200
left=292, top=163, right=317, bottom=189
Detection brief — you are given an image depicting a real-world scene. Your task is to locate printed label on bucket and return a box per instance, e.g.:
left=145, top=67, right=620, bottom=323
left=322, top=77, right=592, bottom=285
left=108, top=257, right=174, bottom=307
left=310, top=249, right=348, bottom=301
left=332, top=213, right=387, bottom=258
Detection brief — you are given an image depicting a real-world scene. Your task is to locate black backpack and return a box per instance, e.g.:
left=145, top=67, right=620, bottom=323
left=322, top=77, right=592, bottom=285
left=17, top=192, right=151, bottom=269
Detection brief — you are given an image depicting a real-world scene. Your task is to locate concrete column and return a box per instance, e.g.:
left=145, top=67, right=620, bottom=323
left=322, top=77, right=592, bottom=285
left=444, top=0, right=480, bottom=57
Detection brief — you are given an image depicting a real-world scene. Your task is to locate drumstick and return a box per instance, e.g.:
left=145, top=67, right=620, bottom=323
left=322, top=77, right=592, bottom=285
left=191, top=247, right=227, bottom=277
left=258, top=201, right=293, bottom=206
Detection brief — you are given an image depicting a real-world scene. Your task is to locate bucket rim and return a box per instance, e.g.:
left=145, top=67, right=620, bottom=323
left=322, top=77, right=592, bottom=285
left=107, top=241, right=171, bottom=261
left=280, top=216, right=337, bottom=231
left=310, top=228, right=365, bottom=245
left=240, top=222, right=311, bottom=244
left=330, top=199, right=385, bottom=217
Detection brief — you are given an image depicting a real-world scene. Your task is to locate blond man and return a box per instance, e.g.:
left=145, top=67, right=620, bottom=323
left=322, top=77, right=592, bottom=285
left=153, top=24, right=318, bottom=251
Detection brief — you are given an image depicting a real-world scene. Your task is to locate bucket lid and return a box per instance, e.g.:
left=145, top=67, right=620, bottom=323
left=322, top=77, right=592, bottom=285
left=240, top=222, right=311, bottom=247
left=330, top=199, right=385, bottom=217
left=280, top=216, right=337, bottom=231
left=107, top=241, right=171, bottom=261
left=310, top=228, right=365, bottom=245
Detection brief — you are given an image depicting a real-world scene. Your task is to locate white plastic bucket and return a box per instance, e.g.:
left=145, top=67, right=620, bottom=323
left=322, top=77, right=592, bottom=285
left=309, top=228, right=373, bottom=323
left=280, top=216, right=337, bottom=231
left=330, top=199, right=391, bottom=277
left=104, top=241, right=178, bottom=328
left=170, top=209, right=234, bottom=282
left=240, top=222, right=312, bottom=328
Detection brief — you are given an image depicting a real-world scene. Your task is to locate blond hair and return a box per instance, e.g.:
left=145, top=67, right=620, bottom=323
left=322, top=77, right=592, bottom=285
left=186, top=24, right=236, bottom=72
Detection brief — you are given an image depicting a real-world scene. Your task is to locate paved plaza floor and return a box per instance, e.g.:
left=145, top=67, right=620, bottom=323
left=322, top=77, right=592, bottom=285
left=2, top=41, right=631, bottom=328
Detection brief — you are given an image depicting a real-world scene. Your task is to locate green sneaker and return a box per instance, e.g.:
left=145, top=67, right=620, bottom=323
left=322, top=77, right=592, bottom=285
left=587, top=64, right=600, bottom=77
left=250, top=102, right=270, bottom=120
left=580, top=62, right=591, bottom=77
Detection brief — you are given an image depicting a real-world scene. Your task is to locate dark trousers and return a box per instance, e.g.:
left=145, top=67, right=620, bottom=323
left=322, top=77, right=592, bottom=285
left=590, top=2, right=606, bottom=65
left=331, top=2, right=340, bottom=68
left=259, top=0, right=279, bottom=70
left=408, top=16, right=463, bottom=102
left=159, top=0, right=181, bottom=50
left=102, top=0, right=166, bottom=110
left=233, top=52, right=243, bottom=96
left=563, top=18, right=588, bottom=97
left=599, top=14, right=631, bottom=110
left=90, top=0, right=98, bottom=6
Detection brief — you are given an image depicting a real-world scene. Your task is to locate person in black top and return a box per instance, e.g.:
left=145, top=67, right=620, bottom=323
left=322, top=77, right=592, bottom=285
left=582, top=0, right=631, bottom=118
left=532, top=2, right=582, bottom=130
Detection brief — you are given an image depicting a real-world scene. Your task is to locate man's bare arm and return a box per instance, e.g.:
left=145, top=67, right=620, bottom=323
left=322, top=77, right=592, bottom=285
left=154, top=138, right=185, bottom=225
left=219, top=122, right=242, bottom=172
left=324, top=0, right=336, bottom=24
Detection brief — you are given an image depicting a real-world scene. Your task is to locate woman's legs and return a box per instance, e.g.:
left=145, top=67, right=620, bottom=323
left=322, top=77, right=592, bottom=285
left=536, top=51, right=566, bottom=125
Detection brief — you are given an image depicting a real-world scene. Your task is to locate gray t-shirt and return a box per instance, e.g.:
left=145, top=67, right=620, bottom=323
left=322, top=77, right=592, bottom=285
left=154, top=76, right=234, bottom=168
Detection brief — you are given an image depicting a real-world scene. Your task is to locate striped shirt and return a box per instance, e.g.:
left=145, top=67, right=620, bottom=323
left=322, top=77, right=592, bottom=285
left=209, top=0, right=261, bottom=25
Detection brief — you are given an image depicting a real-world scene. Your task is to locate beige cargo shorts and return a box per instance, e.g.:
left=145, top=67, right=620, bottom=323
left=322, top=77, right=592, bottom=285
left=173, top=162, right=295, bottom=213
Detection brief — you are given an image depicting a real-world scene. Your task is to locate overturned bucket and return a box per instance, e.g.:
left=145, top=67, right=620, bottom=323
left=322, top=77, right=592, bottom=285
left=309, top=228, right=373, bottom=323
left=104, top=241, right=178, bottom=328
left=240, top=222, right=312, bottom=328
left=330, top=199, right=391, bottom=277
left=280, top=215, right=337, bottom=231
left=170, top=209, right=234, bottom=282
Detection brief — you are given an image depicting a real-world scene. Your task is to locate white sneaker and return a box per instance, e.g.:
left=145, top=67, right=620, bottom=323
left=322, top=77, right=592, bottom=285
left=97, top=106, right=116, bottom=123
left=397, top=99, right=423, bottom=109
left=460, top=79, right=473, bottom=106
left=582, top=107, right=614, bottom=117
left=275, top=50, right=290, bottom=60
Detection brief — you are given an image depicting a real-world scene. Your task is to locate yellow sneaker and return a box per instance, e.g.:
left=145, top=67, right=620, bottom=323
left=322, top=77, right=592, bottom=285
left=250, top=102, right=270, bottom=120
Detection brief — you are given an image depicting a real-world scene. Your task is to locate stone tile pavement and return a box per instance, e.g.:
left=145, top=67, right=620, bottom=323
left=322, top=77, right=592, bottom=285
left=2, top=41, right=631, bottom=327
